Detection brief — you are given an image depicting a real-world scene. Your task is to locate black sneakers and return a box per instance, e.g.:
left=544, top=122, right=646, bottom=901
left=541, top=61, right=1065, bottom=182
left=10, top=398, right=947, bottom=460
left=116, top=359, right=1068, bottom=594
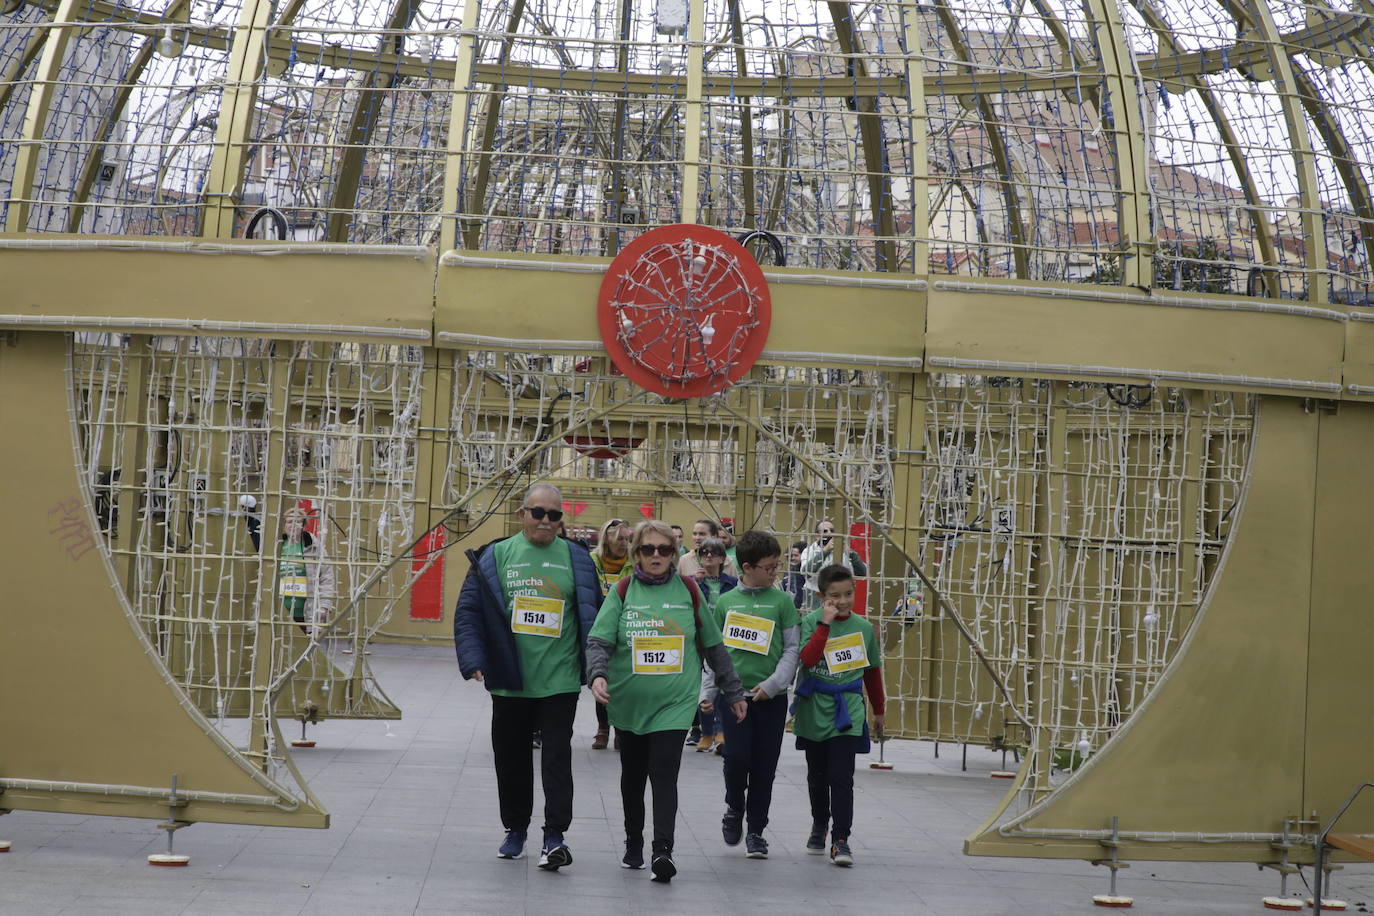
left=806, top=825, right=827, bottom=855
left=650, top=853, right=677, bottom=883
left=830, top=840, right=854, bottom=867
left=745, top=833, right=769, bottom=859
left=537, top=833, right=571, bottom=870
left=621, top=840, right=645, bottom=870
left=721, top=807, right=743, bottom=846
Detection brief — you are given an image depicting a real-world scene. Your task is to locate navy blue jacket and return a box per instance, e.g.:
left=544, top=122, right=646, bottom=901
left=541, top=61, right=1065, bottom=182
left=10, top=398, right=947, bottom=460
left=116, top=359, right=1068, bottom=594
left=453, top=535, right=602, bottom=692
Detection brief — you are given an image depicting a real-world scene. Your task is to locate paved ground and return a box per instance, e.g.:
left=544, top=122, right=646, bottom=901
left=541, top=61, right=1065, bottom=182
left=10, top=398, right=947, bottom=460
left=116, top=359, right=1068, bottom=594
left=2, top=644, right=1371, bottom=915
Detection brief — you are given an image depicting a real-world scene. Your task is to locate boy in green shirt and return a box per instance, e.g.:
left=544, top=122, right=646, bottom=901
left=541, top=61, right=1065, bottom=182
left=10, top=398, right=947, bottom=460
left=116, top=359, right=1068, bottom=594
left=707, top=531, right=800, bottom=859
left=793, top=565, right=886, bottom=867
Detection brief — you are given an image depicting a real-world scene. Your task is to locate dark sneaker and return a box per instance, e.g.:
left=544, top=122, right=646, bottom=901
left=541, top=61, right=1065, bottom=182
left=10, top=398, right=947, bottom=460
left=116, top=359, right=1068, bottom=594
left=621, top=840, right=645, bottom=870
left=685, top=727, right=701, bottom=746
left=537, top=833, right=572, bottom=870
left=650, top=853, right=677, bottom=883
left=722, top=807, right=743, bottom=846
left=745, top=833, right=768, bottom=859
left=497, top=829, right=527, bottom=859
left=830, top=840, right=853, bottom=867
left=806, top=825, right=827, bottom=855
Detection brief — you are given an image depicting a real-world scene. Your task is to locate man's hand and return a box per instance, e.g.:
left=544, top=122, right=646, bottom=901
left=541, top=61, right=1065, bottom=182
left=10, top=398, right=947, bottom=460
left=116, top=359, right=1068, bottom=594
left=472, top=670, right=484, bottom=682
left=699, top=699, right=715, bottom=715
left=731, top=699, right=748, bottom=723
left=751, top=686, right=771, bottom=702
left=591, top=676, right=611, bottom=704
left=694, top=568, right=706, bottom=580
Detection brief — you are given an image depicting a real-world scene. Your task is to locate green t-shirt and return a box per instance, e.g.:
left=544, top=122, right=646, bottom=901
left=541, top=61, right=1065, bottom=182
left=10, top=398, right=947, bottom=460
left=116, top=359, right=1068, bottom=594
left=489, top=535, right=581, bottom=699
left=700, top=576, right=725, bottom=610
left=279, top=540, right=307, bottom=621
left=588, top=575, right=724, bottom=734
left=793, top=610, right=881, bottom=742
left=712, top=587, right=799, bottom=690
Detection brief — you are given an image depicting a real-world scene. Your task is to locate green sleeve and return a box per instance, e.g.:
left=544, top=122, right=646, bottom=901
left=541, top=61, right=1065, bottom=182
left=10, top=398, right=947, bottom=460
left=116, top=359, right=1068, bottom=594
left=779, top=591, right=801, bottom=628
left=589, top=588, right=623, bottom=645
left=696, top=599, right=725, bottom=648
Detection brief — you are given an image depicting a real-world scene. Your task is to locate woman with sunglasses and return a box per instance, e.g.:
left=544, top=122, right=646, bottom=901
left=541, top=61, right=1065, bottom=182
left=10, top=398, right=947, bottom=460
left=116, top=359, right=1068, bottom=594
left=691, top=537, right=737, bottom=752
left=588, top=518, right=633, bottom=749
left=587, top=520, right=747, bottom=882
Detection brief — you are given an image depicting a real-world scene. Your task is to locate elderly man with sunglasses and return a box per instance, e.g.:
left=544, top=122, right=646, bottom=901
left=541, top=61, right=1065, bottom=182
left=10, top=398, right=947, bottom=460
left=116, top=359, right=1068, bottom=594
left=454, top=482, right=603, bottom=870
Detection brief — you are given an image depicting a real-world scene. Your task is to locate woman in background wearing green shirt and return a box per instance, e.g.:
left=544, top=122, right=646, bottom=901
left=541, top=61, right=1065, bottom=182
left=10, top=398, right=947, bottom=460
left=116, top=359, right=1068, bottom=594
left=587, top=520, right=747, bottom=883
left=589, top=518, right=633, bottom=750
left=793, top=564, right=886, bottom=868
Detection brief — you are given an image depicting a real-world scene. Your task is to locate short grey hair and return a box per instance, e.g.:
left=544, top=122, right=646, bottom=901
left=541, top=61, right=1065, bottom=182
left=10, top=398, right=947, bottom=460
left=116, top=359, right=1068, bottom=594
left=522, top=482, right=563, bottom=507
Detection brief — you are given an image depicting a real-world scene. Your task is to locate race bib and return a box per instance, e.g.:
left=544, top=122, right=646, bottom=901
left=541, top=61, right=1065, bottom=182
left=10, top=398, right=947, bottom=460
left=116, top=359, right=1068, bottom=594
left=824, top=631, right=868, bottom=674
left=279, top=575, right=308, bottom=598
left=721, top=611, right=775, bottom=655
left=631, top=635, right=684, bottom=675
left=511, top=595, right=564, bottom=638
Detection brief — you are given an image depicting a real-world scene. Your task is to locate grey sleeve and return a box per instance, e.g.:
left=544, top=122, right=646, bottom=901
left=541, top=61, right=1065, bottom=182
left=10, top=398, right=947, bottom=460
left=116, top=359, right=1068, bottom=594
left=755, top=624, right=801, bottom=699
left=586, top=637, right=614, bottom=683
left=699, top=662, right=715, bottom=704
left=702, top=643, right=745, bottom=705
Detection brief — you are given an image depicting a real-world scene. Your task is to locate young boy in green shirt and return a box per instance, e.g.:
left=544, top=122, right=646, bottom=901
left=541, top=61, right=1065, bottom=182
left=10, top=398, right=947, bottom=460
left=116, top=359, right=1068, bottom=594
left=793, top=564, right=886, bottom=867
left=708, top=531, right=800, bottom=859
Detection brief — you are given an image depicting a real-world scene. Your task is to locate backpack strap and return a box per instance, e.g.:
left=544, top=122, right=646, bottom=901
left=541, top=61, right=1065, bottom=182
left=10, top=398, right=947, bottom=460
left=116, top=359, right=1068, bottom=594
left=616, top=574, right=705, bottom=642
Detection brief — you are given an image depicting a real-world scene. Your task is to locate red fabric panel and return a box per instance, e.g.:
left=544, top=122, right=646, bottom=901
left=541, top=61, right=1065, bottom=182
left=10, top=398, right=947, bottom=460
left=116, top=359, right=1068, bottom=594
left=409, top=525, right=446, bottom=621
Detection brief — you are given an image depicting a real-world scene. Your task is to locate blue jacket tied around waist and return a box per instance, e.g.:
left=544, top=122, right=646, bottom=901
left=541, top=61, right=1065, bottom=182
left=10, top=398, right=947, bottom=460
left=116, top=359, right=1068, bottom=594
left=794, top=676, right=865, bottom=732
left=452, top=537, right=602, bottom=692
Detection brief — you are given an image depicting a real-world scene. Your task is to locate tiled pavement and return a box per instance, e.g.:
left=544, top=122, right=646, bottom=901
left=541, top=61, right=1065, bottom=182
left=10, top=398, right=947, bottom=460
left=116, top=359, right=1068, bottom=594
left=2, top=644, right=1370, bottom=915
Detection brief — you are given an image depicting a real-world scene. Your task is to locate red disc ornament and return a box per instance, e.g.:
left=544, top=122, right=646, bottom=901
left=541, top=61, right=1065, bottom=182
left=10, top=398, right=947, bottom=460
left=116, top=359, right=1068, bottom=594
left=598, top=224, right=771, bottom=397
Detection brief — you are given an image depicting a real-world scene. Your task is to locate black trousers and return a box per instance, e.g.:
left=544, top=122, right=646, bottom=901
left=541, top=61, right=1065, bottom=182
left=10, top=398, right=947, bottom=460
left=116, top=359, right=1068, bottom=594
left=491, top=691, right=578, bottom=834
left=595, top=699, right=608, bottom=728
left=804, top=738, right=857, bottom=842
left=618, top=729, right=686, bottom=855
left=720, top=693, right=788, bottom=833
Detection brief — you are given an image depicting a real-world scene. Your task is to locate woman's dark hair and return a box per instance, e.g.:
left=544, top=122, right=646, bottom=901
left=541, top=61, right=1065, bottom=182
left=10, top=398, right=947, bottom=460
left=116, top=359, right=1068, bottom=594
left=695, top=518, right=721, bottom=536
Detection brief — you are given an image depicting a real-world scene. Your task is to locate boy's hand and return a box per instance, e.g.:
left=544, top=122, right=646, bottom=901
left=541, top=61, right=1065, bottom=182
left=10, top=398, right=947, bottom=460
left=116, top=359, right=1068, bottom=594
left=872, top=714, right=886, bottom=740
left=820, top=599, right=840, bottom=625
left=751, top=686, right=771, bottom=702
left=699, top=699, right=714, bottom=715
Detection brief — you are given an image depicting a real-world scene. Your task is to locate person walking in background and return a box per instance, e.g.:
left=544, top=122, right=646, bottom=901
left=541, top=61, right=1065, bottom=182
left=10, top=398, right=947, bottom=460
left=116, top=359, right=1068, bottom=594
left=587, top=520, right=747, bottom=883
left=453, top=483, right=602, bottom=870
left=589, top=518, right=633, bottom=750
left=691, top=537, right=737, bottom=753
left=799, top=521, right=868, bottom=610
left=679, top=518, right=739, bottom=578
left=784, top=540, right=808, bottom=610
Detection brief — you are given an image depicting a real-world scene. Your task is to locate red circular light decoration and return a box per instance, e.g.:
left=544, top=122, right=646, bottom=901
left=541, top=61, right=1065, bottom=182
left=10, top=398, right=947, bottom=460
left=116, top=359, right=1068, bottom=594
left=597, top=224, right=771, bottom=397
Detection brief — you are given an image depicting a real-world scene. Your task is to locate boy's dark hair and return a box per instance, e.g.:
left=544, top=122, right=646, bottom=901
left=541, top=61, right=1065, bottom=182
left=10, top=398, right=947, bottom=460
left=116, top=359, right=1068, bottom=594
left=790, top=540, right=807, bottom=552
left=817, top=564, right=854, bottom=595
left=735, top=530, right=781, bottom=568
left=696, top=518, right=721, bottom=536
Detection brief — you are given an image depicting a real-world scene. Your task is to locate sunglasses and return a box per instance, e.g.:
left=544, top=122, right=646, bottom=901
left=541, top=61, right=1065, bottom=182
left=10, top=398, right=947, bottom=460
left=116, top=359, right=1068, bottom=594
left=637, top=544, right=677, bottom=557
left=523, top=506, right=565, bottom=522
left=699, top=549, right=724, bottom=557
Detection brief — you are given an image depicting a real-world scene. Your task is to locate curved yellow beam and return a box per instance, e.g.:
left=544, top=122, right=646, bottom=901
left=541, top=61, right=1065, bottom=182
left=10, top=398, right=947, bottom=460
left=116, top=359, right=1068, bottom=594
left=0, top=331, right=327, bottom=828
left=1084, top=0, right=1153, bottom=287
left=8, top=0, right=80, bottom=232
left=201, top=0, right=274, bottom=239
